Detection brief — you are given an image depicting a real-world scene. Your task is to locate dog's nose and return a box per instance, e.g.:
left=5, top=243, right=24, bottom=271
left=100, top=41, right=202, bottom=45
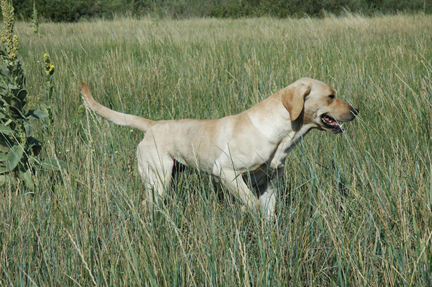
left=351, top=108, right=359, bottom=116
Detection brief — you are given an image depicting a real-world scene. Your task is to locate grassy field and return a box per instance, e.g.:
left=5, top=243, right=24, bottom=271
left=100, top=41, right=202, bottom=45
left=1, top=13, right=431, bottom=285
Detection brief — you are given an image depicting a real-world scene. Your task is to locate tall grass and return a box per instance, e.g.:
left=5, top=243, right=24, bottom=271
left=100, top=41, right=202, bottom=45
left=1, top=13, right=431, bottom=285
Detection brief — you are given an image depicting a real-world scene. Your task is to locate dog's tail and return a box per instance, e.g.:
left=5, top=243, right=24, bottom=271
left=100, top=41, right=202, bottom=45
left=81, top=82, right=156, bottom=133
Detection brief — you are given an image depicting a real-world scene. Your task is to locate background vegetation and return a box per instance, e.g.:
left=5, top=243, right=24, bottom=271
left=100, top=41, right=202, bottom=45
left=9, top=0, right=432, bottom=22
left=0, top=13, right=431, bottom=285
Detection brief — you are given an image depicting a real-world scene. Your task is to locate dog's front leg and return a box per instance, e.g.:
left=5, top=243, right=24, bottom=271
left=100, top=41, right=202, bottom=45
left=219, top=169, right=260, bottom=213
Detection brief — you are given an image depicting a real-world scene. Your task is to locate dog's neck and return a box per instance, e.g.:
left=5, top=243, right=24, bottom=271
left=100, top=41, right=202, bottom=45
left=244, top=93, right=317, bottom=169
left=247, top=96, right=306, bottom=144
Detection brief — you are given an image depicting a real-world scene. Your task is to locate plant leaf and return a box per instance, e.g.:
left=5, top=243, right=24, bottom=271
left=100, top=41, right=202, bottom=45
left=9, top=106, right=26, bottom=119
left=6, top=145, right=24, bottom=171
left=0, top=124, right=13, bottom=135
left=19, top=169, right=34, bottom=190
left=27, top=136, right=42, bottom=156
left=0, top=135, right=12, bottom=148
left=8, top=84, right=18, bottom=91
left=10, top=97, right=22, bottom=109
left=0, top=152, right=7, bottom=162
left=16, top=89, right=27, bottom=101
left=26, top=109, right=48, bottom=120
left=0, top=174, right=10, bottom=186
left=0, top=161, right=7, bottom=174
left=24, top=121, right=33, bottom=136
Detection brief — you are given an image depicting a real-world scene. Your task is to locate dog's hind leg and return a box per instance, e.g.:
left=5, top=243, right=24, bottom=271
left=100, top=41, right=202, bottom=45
left=218, top=169, right=260, bottom=213
left=137, top=144, right=173, bottom=210
left=256, top=168, right=283, bottom=220
left=257, top=181, right=277, bottom=220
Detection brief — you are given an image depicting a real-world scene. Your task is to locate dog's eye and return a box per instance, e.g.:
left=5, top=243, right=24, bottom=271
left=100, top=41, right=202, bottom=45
left=329, top=95, right=335, bottom=99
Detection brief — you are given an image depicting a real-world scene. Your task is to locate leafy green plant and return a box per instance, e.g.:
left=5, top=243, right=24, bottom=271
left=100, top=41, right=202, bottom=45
left=0, top=0, right=63, bottom=188
left=30, top=0, right=39, bottom=35
left=38, top=53, right=55, bottom=126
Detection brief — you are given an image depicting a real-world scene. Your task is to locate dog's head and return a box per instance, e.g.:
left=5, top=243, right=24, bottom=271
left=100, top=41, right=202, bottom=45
left=282, top=78, right=358, bottom=133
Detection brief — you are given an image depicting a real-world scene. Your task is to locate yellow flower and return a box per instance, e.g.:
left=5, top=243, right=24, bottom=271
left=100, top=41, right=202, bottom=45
left=10, top=53, right=15, bottom=58
left=43, top=53, right=49, bottom=59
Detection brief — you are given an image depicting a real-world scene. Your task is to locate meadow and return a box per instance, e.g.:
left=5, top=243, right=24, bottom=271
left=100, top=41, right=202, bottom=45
left=1, top=13, right=431, bottom=285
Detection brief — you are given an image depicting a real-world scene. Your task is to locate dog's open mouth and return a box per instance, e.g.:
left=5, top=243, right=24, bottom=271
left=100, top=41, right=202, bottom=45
left=321, top=114, right=343, bottom=133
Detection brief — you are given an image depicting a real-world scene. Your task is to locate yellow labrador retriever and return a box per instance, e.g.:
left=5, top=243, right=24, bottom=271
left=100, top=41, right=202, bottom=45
left=81, top=78, right=358, bottom=218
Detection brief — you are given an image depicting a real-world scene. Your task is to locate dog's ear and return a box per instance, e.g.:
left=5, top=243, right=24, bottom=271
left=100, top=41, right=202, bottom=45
left=281, top=83, right=311, bottom=121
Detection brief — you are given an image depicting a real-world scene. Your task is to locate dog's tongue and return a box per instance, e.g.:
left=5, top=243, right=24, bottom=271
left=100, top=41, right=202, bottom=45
left=324, top=115, right=341, bottom=127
